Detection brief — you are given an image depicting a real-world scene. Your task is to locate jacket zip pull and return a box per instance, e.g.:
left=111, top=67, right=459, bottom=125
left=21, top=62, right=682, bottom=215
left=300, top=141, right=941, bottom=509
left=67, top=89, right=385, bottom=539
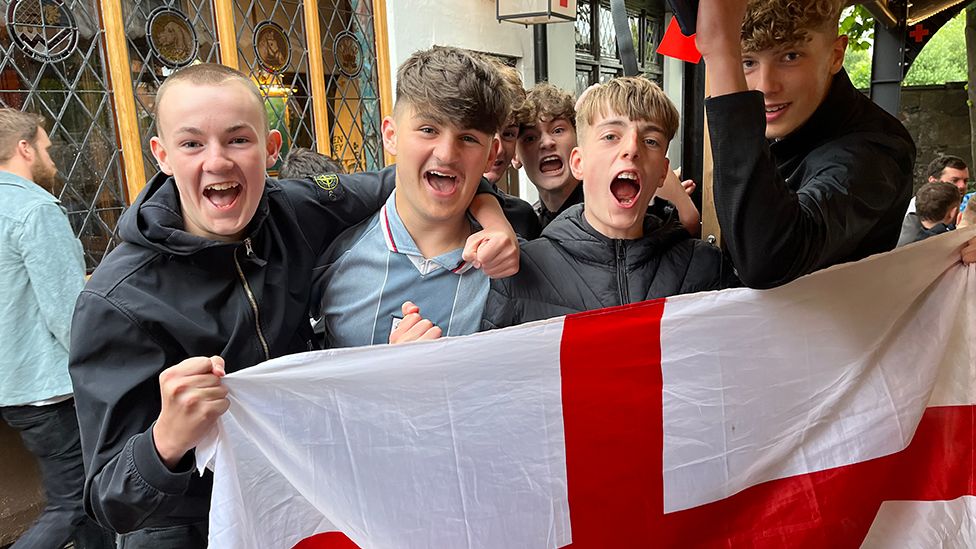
left=615, top=240, right=629, bottom=305
left=244, top=237, right=255, bottom=258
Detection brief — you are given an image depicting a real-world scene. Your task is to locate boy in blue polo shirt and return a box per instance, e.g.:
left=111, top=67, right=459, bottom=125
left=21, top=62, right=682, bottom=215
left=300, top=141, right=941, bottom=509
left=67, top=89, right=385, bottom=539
left=313, top=47, right=512, bottom=347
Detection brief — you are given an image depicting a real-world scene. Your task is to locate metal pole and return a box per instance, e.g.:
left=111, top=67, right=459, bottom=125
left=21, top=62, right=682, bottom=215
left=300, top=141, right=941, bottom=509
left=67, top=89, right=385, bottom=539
left=534, top=24, right=549, bottom=82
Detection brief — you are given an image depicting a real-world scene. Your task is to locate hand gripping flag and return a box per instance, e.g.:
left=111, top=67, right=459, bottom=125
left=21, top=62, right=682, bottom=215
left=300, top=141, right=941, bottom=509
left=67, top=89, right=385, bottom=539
left=198, top=227, right=976, bottom=548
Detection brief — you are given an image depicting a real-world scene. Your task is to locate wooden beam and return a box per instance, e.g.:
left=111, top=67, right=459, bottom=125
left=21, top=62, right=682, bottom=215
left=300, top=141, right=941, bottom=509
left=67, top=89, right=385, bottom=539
left=700, top=75, right=721, bottom=246
left=372, top=0, right=395, bottom=166
left=100, top=0, right=146, bottom=204
left=214, top=0, right=239, bottom=70
left=303, top=0, right=332, bottom=155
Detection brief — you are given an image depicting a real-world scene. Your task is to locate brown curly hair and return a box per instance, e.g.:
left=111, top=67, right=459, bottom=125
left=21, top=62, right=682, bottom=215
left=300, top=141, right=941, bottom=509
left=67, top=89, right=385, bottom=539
left=741, top=0, right=843, bottom=53
left=518, top=82, right=576, bottom=130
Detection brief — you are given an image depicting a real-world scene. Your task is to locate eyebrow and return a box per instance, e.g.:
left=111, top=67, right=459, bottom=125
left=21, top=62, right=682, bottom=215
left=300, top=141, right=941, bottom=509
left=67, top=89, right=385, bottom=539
left=595, top=117, right=664, bottom=134
left=172, top=123, right=254, bottom=135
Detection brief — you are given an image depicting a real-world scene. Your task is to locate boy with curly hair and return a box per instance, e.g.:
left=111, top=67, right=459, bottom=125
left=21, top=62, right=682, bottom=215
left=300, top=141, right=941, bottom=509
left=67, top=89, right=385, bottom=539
left=696, top=0, right=926, bottom=287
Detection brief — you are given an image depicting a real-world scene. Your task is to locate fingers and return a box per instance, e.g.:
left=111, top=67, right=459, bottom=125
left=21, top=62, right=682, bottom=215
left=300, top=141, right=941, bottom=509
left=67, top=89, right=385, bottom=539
left=466, top=230, right=520, bottom=278
left=389, top=310, right=442, bottom=344
left=681, top=179, right=697, bottom=195
left=401, top=300, right=420, bottom=316
left=462, top=231, right=486, bottom=267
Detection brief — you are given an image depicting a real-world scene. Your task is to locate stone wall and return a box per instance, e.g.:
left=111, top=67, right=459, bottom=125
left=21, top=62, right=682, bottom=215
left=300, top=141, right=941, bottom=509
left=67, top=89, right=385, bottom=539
left=898, top=82, right=972, bottom=192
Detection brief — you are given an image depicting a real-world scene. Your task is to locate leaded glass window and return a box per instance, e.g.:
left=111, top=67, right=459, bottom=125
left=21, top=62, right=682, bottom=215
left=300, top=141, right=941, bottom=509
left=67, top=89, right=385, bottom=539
left=1, top=0, right=128, bottom=271
left=317, top=0, right=383, bottom=173
left=235, top=0, right=316, bottom=174
left=122, top=0, right=220, bottom=181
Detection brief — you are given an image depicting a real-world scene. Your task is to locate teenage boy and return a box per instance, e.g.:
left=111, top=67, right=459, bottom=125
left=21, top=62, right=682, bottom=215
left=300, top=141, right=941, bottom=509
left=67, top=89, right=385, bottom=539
left=696, top=0, right=918, bottom=288
left=68, top=63, right=516, bottom=545
left=517, top=82, right=584, bottom=229
left=908, top=180, right=962, bottom=244
left=314, top=47, right=512, bottom=347
left=483, top=77, right=735, bottom=328
left=482, top=61, right=542, bottom=239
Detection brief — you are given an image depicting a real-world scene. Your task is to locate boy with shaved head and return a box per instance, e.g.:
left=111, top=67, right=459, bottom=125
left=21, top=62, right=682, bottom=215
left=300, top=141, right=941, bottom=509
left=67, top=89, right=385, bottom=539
left=483, top=77, right=734, bottom=328
left=696, top=0, right=919, bottom=287
left=68, top=63, right=516, bottom=545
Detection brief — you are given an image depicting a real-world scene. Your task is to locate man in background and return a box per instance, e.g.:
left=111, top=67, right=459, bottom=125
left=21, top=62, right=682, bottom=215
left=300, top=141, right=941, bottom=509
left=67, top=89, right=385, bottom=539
left=0, top=108, right=111, bottom=548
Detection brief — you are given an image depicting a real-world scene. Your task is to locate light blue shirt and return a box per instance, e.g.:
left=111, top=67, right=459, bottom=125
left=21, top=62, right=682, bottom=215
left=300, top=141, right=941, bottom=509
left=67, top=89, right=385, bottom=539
left=318, top=190, right=489, bottom=348
left=0, top=171, right=85, bottom=406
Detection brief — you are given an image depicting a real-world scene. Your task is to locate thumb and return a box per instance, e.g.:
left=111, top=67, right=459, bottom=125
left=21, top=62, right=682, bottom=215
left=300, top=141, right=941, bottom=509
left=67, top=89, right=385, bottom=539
left=210, top=356, right=226, bottom=377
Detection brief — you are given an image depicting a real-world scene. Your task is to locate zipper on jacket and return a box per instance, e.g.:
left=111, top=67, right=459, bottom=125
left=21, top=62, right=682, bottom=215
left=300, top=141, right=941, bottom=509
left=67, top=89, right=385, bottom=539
left=615, top=240, right=630, bottom=305
left=235, top=238, right=270, bottom=361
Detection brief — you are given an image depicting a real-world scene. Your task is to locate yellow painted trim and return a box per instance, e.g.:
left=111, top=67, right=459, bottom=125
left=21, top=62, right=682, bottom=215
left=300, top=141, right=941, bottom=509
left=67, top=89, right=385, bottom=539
left=372, top=0, right=395, bottom=166
left=100, top=0, right=146, bottom=204
left=214, top=0, right=239, bottom=69
left=303, top=0, right=332, bottom=155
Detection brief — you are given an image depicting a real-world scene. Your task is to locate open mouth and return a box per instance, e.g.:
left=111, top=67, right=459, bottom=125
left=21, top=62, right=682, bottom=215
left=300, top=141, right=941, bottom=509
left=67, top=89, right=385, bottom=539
left=610, top=171, right=641, bottom=208
left=424, top=169, right=460, bottom=196
left=539, top=155, right=564, bottom=175
left=203, top=182, right=241, bottom=210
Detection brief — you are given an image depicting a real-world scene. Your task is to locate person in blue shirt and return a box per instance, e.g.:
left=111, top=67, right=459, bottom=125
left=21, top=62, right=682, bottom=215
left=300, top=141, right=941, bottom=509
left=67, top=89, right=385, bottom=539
left=313, top=47, right=513, bottom=347
left=0, top=108, right=111, bottom=548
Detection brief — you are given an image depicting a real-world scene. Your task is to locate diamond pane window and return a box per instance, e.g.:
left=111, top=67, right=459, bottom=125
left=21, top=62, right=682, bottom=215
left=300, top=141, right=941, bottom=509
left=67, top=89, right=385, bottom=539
left=122, top=0, right=219, bottom=181
left=317, top=0, right=383, bottom=173
left=235, top=0, right=316, bottom=174
left=1, top=0, right=128, bottom=271
left=575, top=0, right=592, bottom=54
left=597, top=2, right=616, bottom=59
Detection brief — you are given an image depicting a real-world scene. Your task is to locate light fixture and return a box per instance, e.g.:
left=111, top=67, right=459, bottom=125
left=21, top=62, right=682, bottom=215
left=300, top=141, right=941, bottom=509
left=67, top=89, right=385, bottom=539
left=497, top=0, right=577, bottom=25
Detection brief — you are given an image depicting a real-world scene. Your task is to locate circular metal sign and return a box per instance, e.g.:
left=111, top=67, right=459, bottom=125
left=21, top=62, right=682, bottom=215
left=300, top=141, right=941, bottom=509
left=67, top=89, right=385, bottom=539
left=253, top=21, right=290, bottom=74
left=334, top=31, right=363, bottom=78
left=6, top=0, right=79, bottom=63
left=146, top=7, right=198, bottom=68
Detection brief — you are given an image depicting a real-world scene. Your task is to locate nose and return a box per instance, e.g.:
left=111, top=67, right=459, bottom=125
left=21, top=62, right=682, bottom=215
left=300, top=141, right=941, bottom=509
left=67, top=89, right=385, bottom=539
left=753, top=64, right=782, bottom=97
left=432, top=137, right=461, bottom=165
left=620, top=130, right=639, bottom=159
left=202, top=145, right=234, bottom=173
left=539, top=131, right=556, bottom=150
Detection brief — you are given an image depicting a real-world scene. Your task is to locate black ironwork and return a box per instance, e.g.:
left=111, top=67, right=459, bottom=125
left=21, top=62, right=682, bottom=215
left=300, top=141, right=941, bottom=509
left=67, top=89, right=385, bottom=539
left=6, top=0, right=79, bottom=63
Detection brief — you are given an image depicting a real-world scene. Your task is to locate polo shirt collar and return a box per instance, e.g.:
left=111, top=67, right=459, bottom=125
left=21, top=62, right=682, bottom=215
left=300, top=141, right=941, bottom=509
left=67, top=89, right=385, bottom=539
left=379, top=191, right=473, bottom=274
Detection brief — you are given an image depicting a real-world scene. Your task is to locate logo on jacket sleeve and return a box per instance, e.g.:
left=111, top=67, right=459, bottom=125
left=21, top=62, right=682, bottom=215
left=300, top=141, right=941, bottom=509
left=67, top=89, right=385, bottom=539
left=312, top=173, right=344, bottom=201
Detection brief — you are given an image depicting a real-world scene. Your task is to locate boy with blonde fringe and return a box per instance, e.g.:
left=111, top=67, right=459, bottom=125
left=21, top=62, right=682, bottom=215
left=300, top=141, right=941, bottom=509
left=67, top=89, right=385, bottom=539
left=483, top=77, right=735, bottom=328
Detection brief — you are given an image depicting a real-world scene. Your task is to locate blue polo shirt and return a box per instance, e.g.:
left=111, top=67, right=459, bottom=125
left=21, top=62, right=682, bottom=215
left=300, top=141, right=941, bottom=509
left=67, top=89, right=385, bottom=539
left=317, top=191, right=489, bottom=348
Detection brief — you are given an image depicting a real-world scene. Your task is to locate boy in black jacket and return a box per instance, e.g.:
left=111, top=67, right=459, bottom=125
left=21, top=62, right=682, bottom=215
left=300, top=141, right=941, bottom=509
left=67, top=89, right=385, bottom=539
left=68, top=63, right=516, bottom=546
left=482, top=77, right=734, bottom=329
left=696, top=0, right=923, bottom=288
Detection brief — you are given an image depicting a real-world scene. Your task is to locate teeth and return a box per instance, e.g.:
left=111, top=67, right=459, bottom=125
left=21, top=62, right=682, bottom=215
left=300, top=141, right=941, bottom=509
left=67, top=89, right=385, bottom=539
left=206, top=182, right=239, bottom=191
left=542, top=155, right=559, bottom=162
left=765, top=105, right=787, bottom=113
left=617, top=172, right=637, bottom=180
left=428, top=170, right=456, bottom=179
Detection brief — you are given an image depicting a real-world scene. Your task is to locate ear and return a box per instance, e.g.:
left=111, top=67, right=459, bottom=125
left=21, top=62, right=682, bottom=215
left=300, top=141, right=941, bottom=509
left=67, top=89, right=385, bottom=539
left=569, top=146, right=584, bottom=181
left=483, top=136, right=500, bottom=171
left=149, top=136, right=174, bottom=175
left=657, top=158, right=671, bottom=189
left=829, top=34, right=848, bottom=74
left=381, top=116, right=397, bottom=156
left=17, top=139, right=34, bottom=163
left=265, top=129, right=283, bottom=168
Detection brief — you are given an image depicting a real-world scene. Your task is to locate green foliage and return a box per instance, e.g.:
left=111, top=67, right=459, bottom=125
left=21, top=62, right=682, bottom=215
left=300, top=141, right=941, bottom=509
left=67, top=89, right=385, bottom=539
left=839, top=5, right=875, bottom=51
left=904, top=11, right=968, bottom=85
left=841, top=8, right=968, bottom=89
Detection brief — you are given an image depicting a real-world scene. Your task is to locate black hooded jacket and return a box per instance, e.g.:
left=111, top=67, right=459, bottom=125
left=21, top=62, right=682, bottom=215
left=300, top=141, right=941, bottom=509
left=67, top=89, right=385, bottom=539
left=68, top=169, right=395, bottom=533
left=706, top=70, right=916, bottom=289
left=482, top=204, right=736, bottom=329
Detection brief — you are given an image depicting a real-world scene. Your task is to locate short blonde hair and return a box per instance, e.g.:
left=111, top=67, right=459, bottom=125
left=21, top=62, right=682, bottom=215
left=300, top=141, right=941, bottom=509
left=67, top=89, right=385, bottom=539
left=575, top=77, right=678, bottom=142
left=741, top=0, right=843, bottom=53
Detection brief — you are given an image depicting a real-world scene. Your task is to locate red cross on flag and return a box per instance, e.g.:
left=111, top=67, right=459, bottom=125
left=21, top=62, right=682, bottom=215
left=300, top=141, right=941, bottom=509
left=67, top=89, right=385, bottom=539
left=198, top=227, right=976, bottom=548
